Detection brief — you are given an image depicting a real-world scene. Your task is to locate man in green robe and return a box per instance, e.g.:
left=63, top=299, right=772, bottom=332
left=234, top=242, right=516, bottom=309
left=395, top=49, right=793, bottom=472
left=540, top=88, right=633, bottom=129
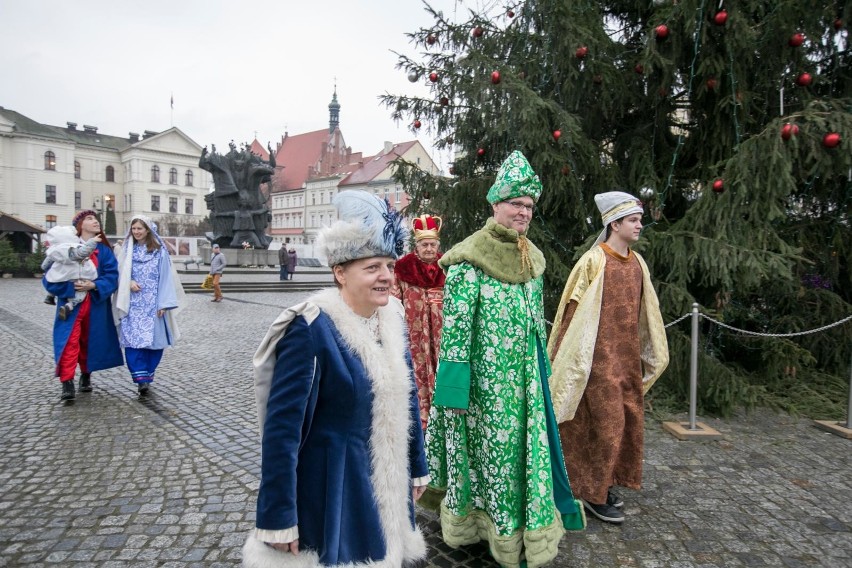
left=425, top=151, right=585, bottom=568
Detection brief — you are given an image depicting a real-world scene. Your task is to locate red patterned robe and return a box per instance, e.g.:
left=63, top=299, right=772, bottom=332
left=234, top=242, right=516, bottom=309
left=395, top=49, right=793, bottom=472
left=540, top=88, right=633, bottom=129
left=392, top=252, right=445, bottom=430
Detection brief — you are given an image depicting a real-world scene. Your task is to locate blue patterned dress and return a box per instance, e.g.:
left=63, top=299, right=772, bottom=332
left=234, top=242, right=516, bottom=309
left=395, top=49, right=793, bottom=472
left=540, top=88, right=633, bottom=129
left=119, top=244, right=174, bottom=349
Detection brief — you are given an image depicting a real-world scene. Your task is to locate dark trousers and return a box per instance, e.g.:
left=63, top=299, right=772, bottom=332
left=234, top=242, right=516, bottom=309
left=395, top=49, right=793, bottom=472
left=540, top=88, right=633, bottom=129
left=279, top=266, right=289, bottom=280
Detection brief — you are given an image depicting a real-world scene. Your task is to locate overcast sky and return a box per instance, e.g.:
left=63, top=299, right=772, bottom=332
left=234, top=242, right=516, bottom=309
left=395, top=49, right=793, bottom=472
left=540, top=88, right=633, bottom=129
left=0, top=0, right=495, bottom=172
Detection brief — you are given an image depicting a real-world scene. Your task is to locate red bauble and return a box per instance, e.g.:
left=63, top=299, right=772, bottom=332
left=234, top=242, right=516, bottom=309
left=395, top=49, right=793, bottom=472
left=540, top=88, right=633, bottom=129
left=491, top=71, right=501, bottom=84
left=780, top=123, right=799, bottom=140
left=592, top=74, right=603, bottom=85
left=713, top=10, right=728, bottom=26
left=575, top=45, right=589, bottom=59
left=477, top=148, right=485, bottom=156
left=655, top=24, right=669, bottom=40
left=712, top=179, right=725, bottom=193
left=834, top=19, right=844, bottom=31
left=472, top=26, right=484, bottom=38
left=507, top=10, right=515, bottom=18
left=426, top=34, right=437, bottom=45
left=413, top=120, right=422, bottom=129
left=706, top=77, right=717, bottom=91
left=429, top=72, right=439, bottom=82
left=439, top=96, right=449, bottom=106
left=553, top=130, right=562, bottom=141
left=560, top=165, right=571, bottom=176
left=795, top=72, right=813, bottom=87
left=822, top=133, right=841, bottom=148
left=634, top=63, right=644, bottom=74
left=788, top=33, right=805, bottom=47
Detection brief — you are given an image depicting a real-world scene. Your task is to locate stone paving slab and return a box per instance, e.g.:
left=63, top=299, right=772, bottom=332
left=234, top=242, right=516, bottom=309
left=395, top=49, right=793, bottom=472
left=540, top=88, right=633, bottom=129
left=0, top=278, right=850, bottom=567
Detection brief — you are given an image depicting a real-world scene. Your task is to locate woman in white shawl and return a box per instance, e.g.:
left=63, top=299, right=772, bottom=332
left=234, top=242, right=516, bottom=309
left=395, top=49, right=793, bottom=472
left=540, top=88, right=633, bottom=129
left=114, top=215, right=185, bottom=395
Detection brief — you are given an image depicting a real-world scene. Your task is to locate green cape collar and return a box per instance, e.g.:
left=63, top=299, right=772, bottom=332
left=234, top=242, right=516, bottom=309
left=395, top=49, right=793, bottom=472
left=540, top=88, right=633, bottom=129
left=438, top=218, right=545, bottom=283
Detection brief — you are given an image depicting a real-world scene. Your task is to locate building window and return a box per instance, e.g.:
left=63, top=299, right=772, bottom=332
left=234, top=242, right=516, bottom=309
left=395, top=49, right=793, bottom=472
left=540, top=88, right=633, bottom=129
left=106, top=165, right=115, bottom=182
left=45, top=215, right=57, bottom=229
left=185, top=170, right=193, bottom=186
left=151, top=165, right=160, bottom=182
left=169, top=168, right=178, bottom=184
left=74, top=191, right=81, bottom=209
left=151, top=196, right=160, bottom=212
left=45, top=185, right=56, bottom=204
left=74, top=161, right=81, bottom=179
left=169, top=197, right=178, bottom=213
left=44, top=151, right=56, bottom=171
left=396, top=187, right=402, bottom=204
left=185, top=198, right=193, bottom=214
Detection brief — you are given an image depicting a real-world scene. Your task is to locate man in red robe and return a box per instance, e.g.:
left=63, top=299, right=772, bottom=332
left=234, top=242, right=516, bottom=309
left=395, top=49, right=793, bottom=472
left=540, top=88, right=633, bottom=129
left=392, top=215, right=445, bottom=430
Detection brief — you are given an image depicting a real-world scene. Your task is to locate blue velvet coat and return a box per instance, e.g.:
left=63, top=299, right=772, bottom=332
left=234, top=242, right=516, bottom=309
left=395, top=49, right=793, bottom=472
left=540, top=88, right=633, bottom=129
left=43, top=242, right=124, bottom=372
left=245, top=290, right=428, bottom=568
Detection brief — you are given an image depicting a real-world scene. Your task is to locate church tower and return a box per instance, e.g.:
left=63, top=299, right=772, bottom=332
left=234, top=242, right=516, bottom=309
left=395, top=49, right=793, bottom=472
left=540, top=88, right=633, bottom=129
left=328, top=85, right=340, bottom=133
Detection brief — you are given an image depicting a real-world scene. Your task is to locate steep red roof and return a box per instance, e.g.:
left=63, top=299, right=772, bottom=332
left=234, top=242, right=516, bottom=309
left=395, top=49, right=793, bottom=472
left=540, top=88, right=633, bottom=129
left=340, top=140, right=419, bottom=186
left=272, top=128, right=353, bottom=192
left=250, top=139, right=270, bottom=161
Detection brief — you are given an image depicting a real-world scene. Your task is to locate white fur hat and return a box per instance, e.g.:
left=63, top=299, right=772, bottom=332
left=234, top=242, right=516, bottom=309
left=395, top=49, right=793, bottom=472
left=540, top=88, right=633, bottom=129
left=319, top=190, right=408, bottom=266
left=593, top=191, right=644, bottom=244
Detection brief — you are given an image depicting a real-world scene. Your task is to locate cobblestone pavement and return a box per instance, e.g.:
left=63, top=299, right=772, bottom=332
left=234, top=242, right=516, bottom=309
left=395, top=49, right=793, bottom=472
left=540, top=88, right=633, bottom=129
left=0, top=277, right=849, bottom=567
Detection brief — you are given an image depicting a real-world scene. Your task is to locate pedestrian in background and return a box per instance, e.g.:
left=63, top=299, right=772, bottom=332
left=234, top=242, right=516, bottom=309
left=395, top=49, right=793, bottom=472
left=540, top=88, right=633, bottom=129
left=548, top=191, right=669, bottom=524
left=209, top=243, right=226, bottom=301
left=43, top=210, right=124, bottom=400
left=244, top=190, right=429, bottom=567
left=114, top=215, right=185, bottom=395
left=277, top=245, right=290, bottom=281
left=425, top=151, right=584, bottom=568
left=286, top=247, right=297, bottom=280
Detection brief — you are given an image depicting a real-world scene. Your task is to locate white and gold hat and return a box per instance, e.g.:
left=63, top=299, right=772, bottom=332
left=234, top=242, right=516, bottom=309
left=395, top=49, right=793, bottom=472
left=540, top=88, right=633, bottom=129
left=593, top=191, right=644, bottom=244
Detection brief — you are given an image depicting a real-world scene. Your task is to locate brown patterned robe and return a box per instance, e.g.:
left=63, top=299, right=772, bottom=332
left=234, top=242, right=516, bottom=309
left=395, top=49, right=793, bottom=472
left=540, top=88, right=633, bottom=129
left=557, top=244, right=644, bottom=505
left=392, top=253, right=444, bottom=430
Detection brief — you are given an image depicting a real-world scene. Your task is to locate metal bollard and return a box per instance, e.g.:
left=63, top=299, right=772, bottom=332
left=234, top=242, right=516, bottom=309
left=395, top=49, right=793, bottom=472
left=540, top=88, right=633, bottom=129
left=688, top=302, right=699, bottom=430
left=846, top=353, right=852, bottom=430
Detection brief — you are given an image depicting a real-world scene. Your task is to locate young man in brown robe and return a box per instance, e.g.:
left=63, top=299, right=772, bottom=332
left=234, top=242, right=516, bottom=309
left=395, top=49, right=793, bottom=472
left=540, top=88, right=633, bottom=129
left=547, top=191, right=669, bottom=524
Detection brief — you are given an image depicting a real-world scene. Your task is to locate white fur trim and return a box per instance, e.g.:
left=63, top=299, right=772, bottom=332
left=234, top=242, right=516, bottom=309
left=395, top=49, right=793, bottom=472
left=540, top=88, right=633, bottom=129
left=246, top=290, right=425, bottom=567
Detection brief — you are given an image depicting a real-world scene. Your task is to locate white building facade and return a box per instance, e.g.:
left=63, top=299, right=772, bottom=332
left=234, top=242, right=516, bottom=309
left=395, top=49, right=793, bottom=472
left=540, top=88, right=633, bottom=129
left=0, top=107, right=210, bottom=238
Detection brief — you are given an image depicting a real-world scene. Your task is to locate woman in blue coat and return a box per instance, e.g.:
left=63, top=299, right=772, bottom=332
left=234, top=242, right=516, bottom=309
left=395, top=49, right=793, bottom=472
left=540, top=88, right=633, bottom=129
left=43, top=210, right=123, bottom=400
left=244, top=191, right=429, bottom=567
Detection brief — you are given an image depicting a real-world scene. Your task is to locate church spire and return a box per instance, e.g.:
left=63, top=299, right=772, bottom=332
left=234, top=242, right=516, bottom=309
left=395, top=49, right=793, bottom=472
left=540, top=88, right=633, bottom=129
left=328, top=81, right=340, bottom=133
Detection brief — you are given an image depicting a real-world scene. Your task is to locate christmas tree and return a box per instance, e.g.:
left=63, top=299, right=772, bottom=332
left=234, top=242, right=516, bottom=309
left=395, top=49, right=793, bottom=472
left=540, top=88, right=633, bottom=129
left=384, top=0, right=852, bottom=417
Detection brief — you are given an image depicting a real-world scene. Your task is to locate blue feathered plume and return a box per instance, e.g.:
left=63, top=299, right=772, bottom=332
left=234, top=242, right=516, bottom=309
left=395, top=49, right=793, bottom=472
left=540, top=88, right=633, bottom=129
left=320, top=190, right=409, bottom=265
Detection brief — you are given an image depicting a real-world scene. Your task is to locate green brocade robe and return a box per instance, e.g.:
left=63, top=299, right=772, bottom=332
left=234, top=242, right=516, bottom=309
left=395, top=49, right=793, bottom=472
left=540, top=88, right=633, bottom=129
left=425, top=219, right=584, bottom=568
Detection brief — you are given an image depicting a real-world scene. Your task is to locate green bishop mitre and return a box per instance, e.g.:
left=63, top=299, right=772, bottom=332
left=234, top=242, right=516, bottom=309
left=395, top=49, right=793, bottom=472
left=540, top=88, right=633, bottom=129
left=486, top=150, right=543, bottom=204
